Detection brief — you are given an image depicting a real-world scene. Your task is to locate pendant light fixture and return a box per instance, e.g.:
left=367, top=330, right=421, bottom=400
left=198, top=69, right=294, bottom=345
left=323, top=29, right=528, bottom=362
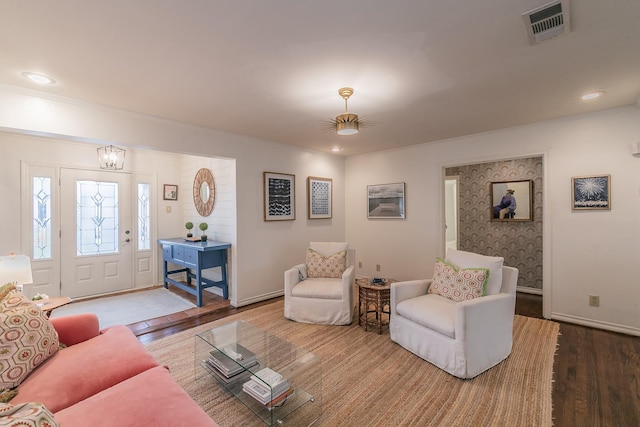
left=97, top=145, right=126, bottom=170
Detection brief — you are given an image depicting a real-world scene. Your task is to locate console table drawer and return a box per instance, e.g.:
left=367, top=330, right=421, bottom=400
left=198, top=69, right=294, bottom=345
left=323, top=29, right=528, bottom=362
left=162, top=244, right=197, bottom=267
left=162, top=244, right=174, bottom=261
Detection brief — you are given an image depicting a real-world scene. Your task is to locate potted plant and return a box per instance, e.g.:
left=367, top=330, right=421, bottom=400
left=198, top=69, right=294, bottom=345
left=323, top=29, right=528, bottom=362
left=185, top=222, right=194, bottom=237
left=199, top=222, right=209, bottom=242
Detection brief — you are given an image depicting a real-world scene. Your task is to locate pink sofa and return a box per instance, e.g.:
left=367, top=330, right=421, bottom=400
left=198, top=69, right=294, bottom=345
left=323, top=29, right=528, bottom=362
left=10, top=313, right=218, bottom=427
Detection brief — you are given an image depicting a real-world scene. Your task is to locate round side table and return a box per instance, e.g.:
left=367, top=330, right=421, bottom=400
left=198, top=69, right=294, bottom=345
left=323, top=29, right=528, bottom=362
left=356, top=277, right=396, bottom=334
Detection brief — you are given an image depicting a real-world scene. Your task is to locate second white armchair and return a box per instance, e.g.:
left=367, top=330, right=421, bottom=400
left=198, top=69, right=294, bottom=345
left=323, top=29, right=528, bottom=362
left=390, top=249, right=519, bottom=379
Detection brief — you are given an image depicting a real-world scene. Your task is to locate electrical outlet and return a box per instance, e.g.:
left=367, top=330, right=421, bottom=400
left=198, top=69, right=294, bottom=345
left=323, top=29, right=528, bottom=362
left=589, top=294, right=600, bottom=307
left=376, top=264, right=381, bottom=272
left=358, top=261, right=362, bottom=268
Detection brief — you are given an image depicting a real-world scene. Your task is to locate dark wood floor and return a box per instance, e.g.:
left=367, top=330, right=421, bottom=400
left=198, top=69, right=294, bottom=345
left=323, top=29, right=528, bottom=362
left=128, top=285, right=281, bottom=344
left=131, top=289, right=639, bottom=427
left=515, top=293, right=640, bottom=427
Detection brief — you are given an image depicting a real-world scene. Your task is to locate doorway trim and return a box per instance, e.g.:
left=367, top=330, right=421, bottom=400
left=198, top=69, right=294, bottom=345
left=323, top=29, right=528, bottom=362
left=444, top=175, right=459, bottom=251
left=440, top=151, right=551, bottom=319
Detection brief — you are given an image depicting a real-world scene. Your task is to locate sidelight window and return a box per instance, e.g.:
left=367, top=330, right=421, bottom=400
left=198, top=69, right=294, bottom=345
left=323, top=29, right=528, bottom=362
left=137, top=183, right=151, bottom=250
left=32, top=177, right=52, bottom=260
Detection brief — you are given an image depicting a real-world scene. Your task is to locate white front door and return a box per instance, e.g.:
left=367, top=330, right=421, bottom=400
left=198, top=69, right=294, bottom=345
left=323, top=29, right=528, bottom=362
left=60, top=168, right=133, bottom=298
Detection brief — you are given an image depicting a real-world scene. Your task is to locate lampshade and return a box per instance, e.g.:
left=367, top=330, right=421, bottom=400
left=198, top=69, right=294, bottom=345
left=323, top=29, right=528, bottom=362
left=97, top=145, right=126, bottom=170
left=336, top=113, right=359, bottom=135
left=0, top=254, right=33, bottom=292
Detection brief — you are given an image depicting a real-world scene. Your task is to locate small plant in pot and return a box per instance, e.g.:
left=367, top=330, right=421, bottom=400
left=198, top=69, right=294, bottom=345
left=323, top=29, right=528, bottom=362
left=185, top=222, right=194, bottom=237
left=199, top=222, right=209, bottom=242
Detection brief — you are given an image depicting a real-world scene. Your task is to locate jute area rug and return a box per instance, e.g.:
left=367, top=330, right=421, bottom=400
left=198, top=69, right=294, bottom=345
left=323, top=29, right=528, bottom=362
left=145, top=300, right=559, bottom=427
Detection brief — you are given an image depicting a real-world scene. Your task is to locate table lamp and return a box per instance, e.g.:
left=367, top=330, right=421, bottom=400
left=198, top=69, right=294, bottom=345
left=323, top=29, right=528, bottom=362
left=0, top=253, right=33, bottom=293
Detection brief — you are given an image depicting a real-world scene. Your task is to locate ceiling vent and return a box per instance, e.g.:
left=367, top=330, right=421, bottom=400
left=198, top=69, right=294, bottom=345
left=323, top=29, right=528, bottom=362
left=522, top=0, right=571, bottom=45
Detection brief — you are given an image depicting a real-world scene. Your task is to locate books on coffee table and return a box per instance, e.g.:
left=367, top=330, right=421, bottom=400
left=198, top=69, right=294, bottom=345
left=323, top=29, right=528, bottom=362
left=242, top=367, right=291, bottom=405
left=207, top=344, right=258, bottom=378
left=202, top=359, right=252, bottom=384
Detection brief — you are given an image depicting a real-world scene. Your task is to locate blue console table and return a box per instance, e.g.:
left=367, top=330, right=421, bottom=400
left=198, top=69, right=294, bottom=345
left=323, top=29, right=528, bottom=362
left=158, top=238, right=231, bottom=307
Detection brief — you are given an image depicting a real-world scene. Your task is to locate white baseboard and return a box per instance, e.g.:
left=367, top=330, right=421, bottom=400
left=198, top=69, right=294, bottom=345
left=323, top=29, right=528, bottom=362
left=232, top=290, right=283, bottom=308
left=551, top=313, right=640, bottom=337
left=516, top=286, right=542, bottom=295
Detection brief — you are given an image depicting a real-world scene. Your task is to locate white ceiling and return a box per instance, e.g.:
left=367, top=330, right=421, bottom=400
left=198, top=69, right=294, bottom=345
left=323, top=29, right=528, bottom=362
left=1, top=1, right=639, bottom=156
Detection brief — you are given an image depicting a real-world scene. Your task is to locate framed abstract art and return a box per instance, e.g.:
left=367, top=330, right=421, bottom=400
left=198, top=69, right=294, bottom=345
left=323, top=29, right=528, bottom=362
left=263, top=172, right=295, bottom=221
left=572, top=175, right=610, bottom=210
left=307, top=176, right=332, bottom=219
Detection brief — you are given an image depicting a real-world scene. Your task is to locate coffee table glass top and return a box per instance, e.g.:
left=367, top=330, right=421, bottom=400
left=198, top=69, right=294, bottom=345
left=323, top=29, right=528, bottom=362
left=195, top=320, right=322, bottom=426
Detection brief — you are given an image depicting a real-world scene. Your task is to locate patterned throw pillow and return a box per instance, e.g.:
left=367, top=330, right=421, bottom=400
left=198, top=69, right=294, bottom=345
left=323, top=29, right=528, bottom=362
left=0, top=402, right=59, bottom=427
left=0, top=284, right=14, bottom=303
left=0, top=284, right=59, bottom=392
left=428, top=259, right=489, bottom=302
left=306, top=249, right=347, bottom=278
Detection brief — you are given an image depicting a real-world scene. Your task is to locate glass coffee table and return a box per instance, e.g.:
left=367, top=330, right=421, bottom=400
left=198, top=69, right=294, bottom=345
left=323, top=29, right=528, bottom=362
left=195, top=320, right=322, bottom=426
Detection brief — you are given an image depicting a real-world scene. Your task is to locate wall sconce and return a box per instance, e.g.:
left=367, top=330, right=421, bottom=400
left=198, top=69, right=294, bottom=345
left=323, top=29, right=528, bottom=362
left=630, top=142, right=640, bottom=158
left=97, top=145, right=126, bottom=170
left=0, top=254, right=33, bottom=293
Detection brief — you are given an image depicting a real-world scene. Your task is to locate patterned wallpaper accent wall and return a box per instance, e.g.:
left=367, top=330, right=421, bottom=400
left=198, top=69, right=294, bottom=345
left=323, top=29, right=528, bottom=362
left=446, top=156, right=543, bottom=290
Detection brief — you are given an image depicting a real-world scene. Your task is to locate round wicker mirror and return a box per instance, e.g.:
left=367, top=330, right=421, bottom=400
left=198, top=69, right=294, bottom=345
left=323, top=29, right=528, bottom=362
left=193, top=168, right=215, bottom=216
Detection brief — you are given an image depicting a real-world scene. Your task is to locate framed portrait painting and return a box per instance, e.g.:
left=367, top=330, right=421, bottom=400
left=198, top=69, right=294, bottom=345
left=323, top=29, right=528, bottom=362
left=572, top=175, right=610, bottom=210
left=163, top=184, right=178, bottom=201
left=307, top=176, right=332, bottom=219
left=263, top=172, right=295, bottom=221
left=367, top=182, right=406, bottom=219
left=491, top=180, right=533, bottom=221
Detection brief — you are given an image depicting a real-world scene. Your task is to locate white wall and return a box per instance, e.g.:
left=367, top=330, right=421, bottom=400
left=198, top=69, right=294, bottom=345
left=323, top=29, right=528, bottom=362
left=179, top=155, right=236, bottom=245
left=0, top=85, right=346, bottom=306
left=346, top=105, right=640, bottom=336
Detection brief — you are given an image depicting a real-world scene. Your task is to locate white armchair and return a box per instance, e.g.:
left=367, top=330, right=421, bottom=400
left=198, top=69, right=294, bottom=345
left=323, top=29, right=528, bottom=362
left=284, top=242, right=355, bottom=325
left=390, top=249, right=519, bottom=379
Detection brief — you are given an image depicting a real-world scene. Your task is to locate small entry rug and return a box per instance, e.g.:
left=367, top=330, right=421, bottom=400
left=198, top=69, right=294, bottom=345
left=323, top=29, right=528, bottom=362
left=145, top=300, right=560, bottom=427
left=51, top=288, right=195, bottom=329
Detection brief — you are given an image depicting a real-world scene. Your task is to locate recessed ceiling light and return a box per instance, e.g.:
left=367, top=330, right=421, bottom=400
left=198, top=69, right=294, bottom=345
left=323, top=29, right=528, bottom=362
left=331, top=147, right=343, bottom=152
left=581, top=91, right=605, bottom=100
left=21, top=72, right=56, bottom=85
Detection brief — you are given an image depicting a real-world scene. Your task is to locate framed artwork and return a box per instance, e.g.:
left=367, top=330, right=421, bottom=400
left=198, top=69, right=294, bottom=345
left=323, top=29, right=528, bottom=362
left=572, top=175, right=611, bottom=210
left=491, top=180, right=533, bottom=221
left=307, top=176, right=332, bottom=219
left=367, top=182, right=406, bottom=219
left=263, top=172, right=295, bottom=221
left=163, top=184, right=178, bottom=201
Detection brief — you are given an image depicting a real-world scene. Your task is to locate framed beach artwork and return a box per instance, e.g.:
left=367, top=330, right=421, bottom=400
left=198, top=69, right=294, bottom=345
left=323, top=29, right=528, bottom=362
left=572, top=175, right=611, bottom=210
left=367, top=182, right=406, bottom=219
left=307, top=176, right=332, bottom=219
left=490, top=180, right=533, bottom=221
left=263, top=172, right=295, bottom=221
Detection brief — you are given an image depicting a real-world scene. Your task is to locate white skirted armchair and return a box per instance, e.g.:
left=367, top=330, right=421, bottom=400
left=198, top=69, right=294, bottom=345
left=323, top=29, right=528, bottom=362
left=284, top=242, right=355, bottom=325
left=390, top=249, right=519, bottom=379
